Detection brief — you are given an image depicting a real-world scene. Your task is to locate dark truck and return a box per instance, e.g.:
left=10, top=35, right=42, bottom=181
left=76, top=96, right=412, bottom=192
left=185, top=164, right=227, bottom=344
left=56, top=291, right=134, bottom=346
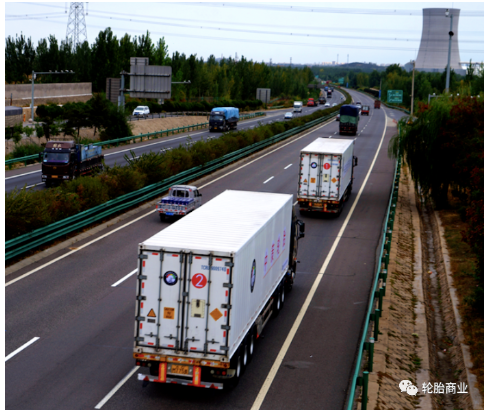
left=339, top=105, right=360, bottom=135
left=374, top=99, right=381, bottom=109
left=209, top=107, right=239, bottom=132
left=40, top=141, right=104, bottom=186
left=327, top=90, right=332, bottom=98
left=318, top=96, right=326, bottom=105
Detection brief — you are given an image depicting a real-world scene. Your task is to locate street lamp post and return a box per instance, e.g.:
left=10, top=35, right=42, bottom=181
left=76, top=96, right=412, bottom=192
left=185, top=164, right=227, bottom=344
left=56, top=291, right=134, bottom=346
left=30, top=70, right=75, bottom=121
left=445, top=9, right=454, bottom=93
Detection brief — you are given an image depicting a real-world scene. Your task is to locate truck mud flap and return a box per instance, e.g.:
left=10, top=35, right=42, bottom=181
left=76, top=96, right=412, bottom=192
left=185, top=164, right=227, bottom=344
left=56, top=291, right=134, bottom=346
left=138, top=373, right=224, bottom=389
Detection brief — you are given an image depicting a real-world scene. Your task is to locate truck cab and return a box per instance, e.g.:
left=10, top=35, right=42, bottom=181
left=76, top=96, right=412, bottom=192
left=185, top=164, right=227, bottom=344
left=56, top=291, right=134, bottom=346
left=156, top=185, right=202, bottom=221
left=293, top=101, right=303, bottom=113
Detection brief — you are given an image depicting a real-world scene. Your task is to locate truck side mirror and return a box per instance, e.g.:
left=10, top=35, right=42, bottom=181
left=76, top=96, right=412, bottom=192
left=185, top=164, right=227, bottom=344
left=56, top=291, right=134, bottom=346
left=354, top=156, right=358, bottom=166
left=38, top=152, right=43, bottom=161
left=298, top=220, right=305, bottom=239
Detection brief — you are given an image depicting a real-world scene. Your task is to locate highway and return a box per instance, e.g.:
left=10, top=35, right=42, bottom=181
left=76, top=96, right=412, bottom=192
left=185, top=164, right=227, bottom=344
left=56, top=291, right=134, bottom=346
left=5, top=93, right=344, bottom=193
left=5, top=89, right=407, bottom=409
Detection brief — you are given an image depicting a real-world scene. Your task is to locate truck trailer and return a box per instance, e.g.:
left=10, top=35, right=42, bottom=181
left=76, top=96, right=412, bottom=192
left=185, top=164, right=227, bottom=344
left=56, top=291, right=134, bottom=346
left=40, top=141, right=104, bottom=187
left=297, top=138, right=358, bottom=215
left=134, top=190, right=305, bottom=389
left=339, top=105, right=360, bottom=135
left=209, top=107, right=239, bottom=132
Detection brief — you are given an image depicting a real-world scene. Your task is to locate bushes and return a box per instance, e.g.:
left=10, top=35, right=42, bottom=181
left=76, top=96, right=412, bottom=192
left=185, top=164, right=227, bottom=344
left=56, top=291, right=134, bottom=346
left=11, top=142, right=43, bottom=159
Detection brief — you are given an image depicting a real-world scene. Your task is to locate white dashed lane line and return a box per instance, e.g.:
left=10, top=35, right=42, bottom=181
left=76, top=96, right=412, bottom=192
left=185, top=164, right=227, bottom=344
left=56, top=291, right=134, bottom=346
left=284, top=164, right=292, bottom=170
left=263, top=176, right=274, bottom=184
left=111, top=269, right=138, bottom=287
left=6, top=337, right=40, bottom=362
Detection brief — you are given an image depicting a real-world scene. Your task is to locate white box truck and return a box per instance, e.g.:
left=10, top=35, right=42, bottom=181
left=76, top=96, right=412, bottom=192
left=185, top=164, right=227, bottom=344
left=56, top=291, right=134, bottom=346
left=293, top=101, right=303, bottom=113
left=134, top=190, right=305, bottom=389
left=297, top=138, right=358, bottom=215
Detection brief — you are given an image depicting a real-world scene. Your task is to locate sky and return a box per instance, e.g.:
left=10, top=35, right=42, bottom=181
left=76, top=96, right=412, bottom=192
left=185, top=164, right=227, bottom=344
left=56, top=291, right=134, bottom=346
left=4, top=1, right=485, bottom=67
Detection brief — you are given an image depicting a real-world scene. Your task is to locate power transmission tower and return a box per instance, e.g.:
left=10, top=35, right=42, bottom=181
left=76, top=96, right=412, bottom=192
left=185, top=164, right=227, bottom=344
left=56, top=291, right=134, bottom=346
left=66, top=2, right=87, bottom=49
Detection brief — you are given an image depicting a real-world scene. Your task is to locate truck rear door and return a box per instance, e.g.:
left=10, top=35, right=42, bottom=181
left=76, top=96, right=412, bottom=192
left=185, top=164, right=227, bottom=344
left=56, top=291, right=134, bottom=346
left=299, top=153, right=321, bottom=198
left=319, top=155, right=342, bottom=200
left=135, top=251, right=232, bottom=357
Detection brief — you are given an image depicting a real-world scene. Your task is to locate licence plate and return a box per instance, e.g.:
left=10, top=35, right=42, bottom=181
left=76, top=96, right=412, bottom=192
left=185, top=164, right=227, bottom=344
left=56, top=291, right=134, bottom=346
left=166, top=212, right=174, bottom=216
left=170, top=364, right=189, bottom=375
left=214, top=127, right=218, bottom=130
left=313, top=203, right=322, bottom=207
left=51, top=175, right=58, bottom=178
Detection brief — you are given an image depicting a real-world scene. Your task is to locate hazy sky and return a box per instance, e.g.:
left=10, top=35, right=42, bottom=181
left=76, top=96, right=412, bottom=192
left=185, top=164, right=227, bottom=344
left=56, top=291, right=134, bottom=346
left=4, top=1, right=485, bottom=66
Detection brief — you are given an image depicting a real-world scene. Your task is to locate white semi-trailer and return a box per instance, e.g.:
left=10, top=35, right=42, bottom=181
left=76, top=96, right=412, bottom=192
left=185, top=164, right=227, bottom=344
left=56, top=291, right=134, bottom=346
left=134, top=190, right=305, bottom=389
left=297, top=138, right=358, bottom=215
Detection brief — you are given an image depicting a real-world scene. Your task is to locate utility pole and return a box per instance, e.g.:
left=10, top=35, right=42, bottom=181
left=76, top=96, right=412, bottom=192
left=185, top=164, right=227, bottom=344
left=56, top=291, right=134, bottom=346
left=347, top=54, right=349, bottom=64
left=410, top=61, right=415, bottom=115
left=337, top=54, right=339, bottom=65
left=290, top=57, right=292, bottom=66
left=445, top=9, right=454, bottom=92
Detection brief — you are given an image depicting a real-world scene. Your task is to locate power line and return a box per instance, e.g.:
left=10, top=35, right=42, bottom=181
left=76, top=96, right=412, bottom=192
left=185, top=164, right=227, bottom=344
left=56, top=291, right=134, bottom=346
left=10, top=17, right=483, bottom=54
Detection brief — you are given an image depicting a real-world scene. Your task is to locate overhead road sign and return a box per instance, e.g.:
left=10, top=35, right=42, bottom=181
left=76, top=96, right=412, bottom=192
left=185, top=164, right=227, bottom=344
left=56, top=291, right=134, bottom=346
left=387, top=90, right=403, bottom=103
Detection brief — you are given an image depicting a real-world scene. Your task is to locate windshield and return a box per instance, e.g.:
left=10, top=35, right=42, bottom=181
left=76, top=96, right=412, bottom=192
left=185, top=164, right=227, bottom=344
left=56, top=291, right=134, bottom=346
left=340, top=115, right=358, bottom=124
left=210, top=115, right=224, bottom=121
left=43, top=152, right=70, bottom=163
left=172, top=190, right=189, bottom=197
left=293, top=103, right=301, bottom=107
left=135, top=106, right=145, bottom=111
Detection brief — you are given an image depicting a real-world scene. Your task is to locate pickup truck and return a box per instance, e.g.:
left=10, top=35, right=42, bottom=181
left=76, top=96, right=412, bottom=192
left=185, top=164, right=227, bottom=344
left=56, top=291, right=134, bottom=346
left=156, top=185, right=202, bottom=221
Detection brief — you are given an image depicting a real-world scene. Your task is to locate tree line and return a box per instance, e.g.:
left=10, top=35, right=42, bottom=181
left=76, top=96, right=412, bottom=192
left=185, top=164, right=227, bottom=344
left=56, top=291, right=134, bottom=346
left=311, top=63, right=484, bottom=108
left=6, top=29, right=315, bottom=101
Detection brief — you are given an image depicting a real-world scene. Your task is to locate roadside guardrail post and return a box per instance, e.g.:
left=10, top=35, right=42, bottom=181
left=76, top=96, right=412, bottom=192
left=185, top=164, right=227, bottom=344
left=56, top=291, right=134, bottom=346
left=378, top=287, right=385, bottom=316
left=368, top=337, right=375, bottom=372
left=374, top=309, right=380, bottom=341
left=361, top=371, right=369, bottom=410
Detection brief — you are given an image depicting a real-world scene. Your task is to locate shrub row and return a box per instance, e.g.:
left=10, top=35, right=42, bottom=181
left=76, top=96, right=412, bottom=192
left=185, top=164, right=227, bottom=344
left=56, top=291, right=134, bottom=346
left=6, top=93, right=350, bottom=242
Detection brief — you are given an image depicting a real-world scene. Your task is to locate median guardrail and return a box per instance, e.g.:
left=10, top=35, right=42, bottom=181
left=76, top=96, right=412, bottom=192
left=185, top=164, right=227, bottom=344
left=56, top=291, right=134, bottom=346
left=346, top=156, right=401, bottom=410
left=5, top=110, right=337, bottom=261
left=5, top=112, right=266, bottom=167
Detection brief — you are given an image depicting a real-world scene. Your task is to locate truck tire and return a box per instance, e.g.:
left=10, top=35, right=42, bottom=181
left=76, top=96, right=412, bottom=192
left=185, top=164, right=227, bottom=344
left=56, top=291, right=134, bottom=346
left=159, top=214, right=165, bottom=222
left=45, top=179, right=51, bottom=188
left=246, top=326, right=257, bottom=363
left=225, top=348, right=243, bottom=390
left=272, top=282, right=284, bottom=317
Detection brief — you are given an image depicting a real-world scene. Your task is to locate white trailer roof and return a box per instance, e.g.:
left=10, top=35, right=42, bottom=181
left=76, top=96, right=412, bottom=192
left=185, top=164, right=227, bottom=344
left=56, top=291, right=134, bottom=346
left=141, top=190, right=292, bottom=253
left=301, top=138, right=354, bottom=155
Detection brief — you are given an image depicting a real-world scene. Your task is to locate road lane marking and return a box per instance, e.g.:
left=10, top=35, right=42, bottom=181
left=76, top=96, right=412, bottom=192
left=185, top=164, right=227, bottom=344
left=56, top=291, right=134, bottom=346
left=251, top=108, right=388, bottom=410
left=284, top=164, right=292, bottom=169
left=6, top=170, right=40, bottom=180
left=7, top=118, right=336, bottom=286
left=94, top=366, right=140, bottom=409
left=6, top=337, right=40, bottom=362
left=263, top=176, right=274, bottom=184
left=111, top=269, right=138, bottom=287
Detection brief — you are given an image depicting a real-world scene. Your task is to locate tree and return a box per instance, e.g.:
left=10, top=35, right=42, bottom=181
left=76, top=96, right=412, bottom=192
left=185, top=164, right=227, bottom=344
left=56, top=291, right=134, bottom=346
left=87, top=93, right=111, bottom=136
left=153, top=37, right=171, bottom=66
left=35, top=104, right=64, bottom=142
left=5, top=34, right=36, bottom=83
left=63, top=102, right=90, bottom=141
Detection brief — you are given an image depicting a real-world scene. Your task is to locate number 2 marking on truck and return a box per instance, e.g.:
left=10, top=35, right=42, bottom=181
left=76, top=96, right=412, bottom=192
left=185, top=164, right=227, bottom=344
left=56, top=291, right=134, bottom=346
left=192, top=273, right=207, bottom=288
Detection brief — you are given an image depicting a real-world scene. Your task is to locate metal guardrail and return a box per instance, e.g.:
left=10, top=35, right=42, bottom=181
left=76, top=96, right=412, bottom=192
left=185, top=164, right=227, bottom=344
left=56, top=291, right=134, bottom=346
left=5, top=112, right=266, bottom=167
left=346, top=157, right=401, bottom=410
left=5, top=111, right=337, bottom=261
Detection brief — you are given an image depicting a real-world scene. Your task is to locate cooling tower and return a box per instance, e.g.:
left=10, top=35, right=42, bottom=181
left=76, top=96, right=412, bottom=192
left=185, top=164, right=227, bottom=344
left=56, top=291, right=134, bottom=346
left=415, top=8, right=464, bottom=75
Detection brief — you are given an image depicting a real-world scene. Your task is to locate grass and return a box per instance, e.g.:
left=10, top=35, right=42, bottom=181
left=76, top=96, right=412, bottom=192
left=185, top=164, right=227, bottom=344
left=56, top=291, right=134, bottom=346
left=438, top=205, right=484, bottom=397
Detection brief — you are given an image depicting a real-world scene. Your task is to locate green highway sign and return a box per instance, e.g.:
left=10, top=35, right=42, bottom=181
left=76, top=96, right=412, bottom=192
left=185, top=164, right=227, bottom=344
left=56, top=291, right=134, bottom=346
left=338, top=77, right=344, bottom=85
left=387, top=90, right=403, bottom=103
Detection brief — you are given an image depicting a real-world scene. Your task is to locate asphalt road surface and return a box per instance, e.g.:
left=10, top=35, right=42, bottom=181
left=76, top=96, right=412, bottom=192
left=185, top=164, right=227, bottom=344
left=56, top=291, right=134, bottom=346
left=5, top=89, right=408, bottom=409
left=5, top=93, right=344, bottom=193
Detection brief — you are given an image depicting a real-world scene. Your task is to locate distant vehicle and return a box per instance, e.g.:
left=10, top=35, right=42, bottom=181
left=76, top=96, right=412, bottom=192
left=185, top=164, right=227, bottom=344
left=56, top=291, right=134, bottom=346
left=284, top=112, right=294, bottom=120
left=332, top=103, right=337, bottom=107
left=133, top=106, right=150, bottom=118
left=361, top=105, right=370, bottom=116
left=293, top=101, right=303, bottom=113
left=374, top=100, right=381, bottom=109
left=325, top=103, right=331, bottom=107
left=307, top=98, right=316, bottom=107
left=327, top=90, right=332, bottom=98
left=40, top=141, right=104, bottom=187
left=209, top=107, right=239, bottom=132
left=318, top=96, right=326, bottom=105
left=339, top=105, right=360, bottom=135
left=355, top=101, right=362, bottom=109
left=336, top=114, right=340, bottom=121
left=156, top=185, right=202, bottom=221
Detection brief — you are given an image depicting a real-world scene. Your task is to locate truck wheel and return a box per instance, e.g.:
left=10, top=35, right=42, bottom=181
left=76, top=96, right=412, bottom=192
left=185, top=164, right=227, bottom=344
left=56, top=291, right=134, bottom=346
left=159, top=214, right=166, bottom=222
left=225, top=348, right=243, bottom=390
left=45, top=180, right=51, bottom=188
left=272, top=282, right=284, bottom=317
left=246, top=326, right=257, bottom=363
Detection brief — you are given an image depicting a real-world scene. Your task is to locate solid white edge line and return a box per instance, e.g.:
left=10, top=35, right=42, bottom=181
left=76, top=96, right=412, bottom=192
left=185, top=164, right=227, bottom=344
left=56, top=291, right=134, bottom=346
left=111, top=269, right=138, bottom=287
left=6, top=117, right=336, bottom=287
left=251, top=109, right=388, bottom=410
left=263, top=176, right=274, bottom=184
left=284, top=164, right=292, bottom=169
left=94, top=366, right=140, bottom=409
left=5, top=170, right=41, bottom=180
left=5, top=337, right=40, bottom=362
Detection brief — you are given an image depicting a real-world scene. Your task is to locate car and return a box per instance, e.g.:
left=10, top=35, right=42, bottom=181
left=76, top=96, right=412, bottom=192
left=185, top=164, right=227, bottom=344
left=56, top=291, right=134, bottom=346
left=336, top=114, right=340, bottom=121
left=132, top=106, right=150, bottom=118
left=284, top=112, right=294, bottom=120
left=325, top=103, right=331, bottom=107
left=332, top=103, right=337, bottom=107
